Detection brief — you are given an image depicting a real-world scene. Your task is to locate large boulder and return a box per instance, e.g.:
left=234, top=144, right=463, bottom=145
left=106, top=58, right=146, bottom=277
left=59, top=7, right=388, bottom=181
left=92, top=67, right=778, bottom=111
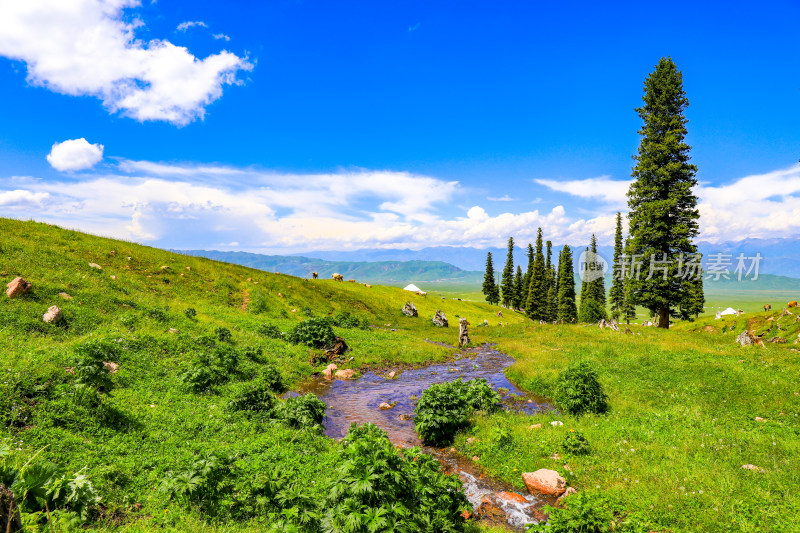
left=401, top=302, right=418, bottom=317
left=335, top=369, right=357, bottom=379
left=5, top=277, right=31, bottom=298
left=323, top=364, right=338, bottom=380
left=458, top=318, right=470, bottom=347
left=522, top=469, right=567, bottom=496
left=432, top=310, right=448, bottom=327
left=736, top=330, right=764, bottom=347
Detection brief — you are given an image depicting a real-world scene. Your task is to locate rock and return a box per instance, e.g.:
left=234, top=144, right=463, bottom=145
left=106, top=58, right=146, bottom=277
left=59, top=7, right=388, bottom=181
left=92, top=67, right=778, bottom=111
left=556, top=487, right=578, bottom=507
left=169, top=328, right=179, bottom=334
left=474, top=499, right=506, bottom=523
left=496, top=491, right=528, bottom=504
left=472, top=455, right=480, bottom=462
left=742, top=464, right=765, bottom=473
left=109, top=250, right=117, bottom=256
left=401, top=301, right=418, bottom=317
left=642, top=320, right=652, bottom=326
left=736, top=330, right=764, bottom=347
left=110, top=275, right=117, bottom=280
left=160, top=265, right=171, bottom=271
left=386, top=371, right=397, bottom=379
left=88, top=263, right=102, bottom=270
left=103, top=361, right=119, bottom=373
left=58, top=292, right=73, bottom=300
left=432, top=310, right=449, bottom=327
left=466, top=437, right=478, bottom=445
left=379, top=402, right=393, bottom=410
left=522, top=469, right=567, bottom=496
left=5, top=277, right=31, bottom=298
left=703, top=325, right=715, bottom=332
left=551, top=420, right=563, bottom=427
left=458, top=318, right=470, bottom=347
left=324, top=337, right=349, bottom=358
left=625, top=327, right=632, bottom=334
left=42, top=305, right=62, bottom=324
left=768, top=336, right=787, bottom=344
left=0, top=484, right=23, bottom=533
left=529, top=423, right=542, bottom=430
left=755, top=416, right=766, bottom=422
left=399, top=414, right=413, bottom=421
left=323, top=364, right=338, bottom=380
left=335, top=369, right=357, bottom=379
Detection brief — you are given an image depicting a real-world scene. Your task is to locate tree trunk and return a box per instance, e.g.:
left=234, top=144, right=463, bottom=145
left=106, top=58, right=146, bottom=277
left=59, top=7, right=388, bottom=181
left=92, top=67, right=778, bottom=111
left=657, top=307, right=669, bottom=329
left=0, top=485, right=22, bottom=533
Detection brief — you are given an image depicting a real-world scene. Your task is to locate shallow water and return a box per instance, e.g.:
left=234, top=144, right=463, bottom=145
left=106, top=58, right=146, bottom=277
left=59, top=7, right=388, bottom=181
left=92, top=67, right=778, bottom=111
left=294, top=342, right=554, bottom=529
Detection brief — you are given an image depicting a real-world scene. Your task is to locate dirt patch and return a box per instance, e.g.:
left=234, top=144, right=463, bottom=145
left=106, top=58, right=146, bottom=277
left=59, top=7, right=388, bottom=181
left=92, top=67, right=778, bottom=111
left=241, top=289, right=250, bottom=311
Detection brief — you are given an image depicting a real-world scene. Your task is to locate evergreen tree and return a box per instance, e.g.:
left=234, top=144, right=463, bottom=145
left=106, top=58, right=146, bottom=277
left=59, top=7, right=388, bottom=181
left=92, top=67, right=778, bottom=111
left=556, top=245, right=577, bottom=322
left=546, top=265, right=558, bottom=322
left=525, top=229, right=547, bottom=320
left=627, top=57, right=701, bottom=328
left=482, top=252, right=500, bottom=305
left=513, top=266, right=524, bottom=310
left=523, top=243, right=535, bottom=296
left=500, top=237, right=516, bottom=307
left=680, top=256, right=705, bottom=320
left=621, top=238, right=637, bottom=324
left=609, top=212, right=626, bottom=321
left=579, top=235, right=608, bottom=322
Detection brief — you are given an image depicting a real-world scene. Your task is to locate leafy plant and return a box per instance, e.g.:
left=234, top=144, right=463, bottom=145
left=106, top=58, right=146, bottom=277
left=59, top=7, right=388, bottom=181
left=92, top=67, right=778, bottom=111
left=179, top=345, right=242, bottom=393
left=227, top=380, right=279, bottom=415
left=330, top=311, right=362, bottom=329
left=415, top=378, right=501, bottom=446
left=553, top=361, right=609, bottom=416
left=215, top=327, right=233, bottom=343
left=71, top=340, right=117, bottom=395
left=285, top=318, right=336, bottom=348
left=185, top=307, right=197, bottom=319
left=321, top=423, right=471, bottom=533
left=527, top=491, right=619, bottom=533
left=274, top=394, right=327, bottom=432
left=561, top=430, right=592, bottom=455
left=258, top=322, right=283, bottom=339
left=161, top=452, right=234, bottom=515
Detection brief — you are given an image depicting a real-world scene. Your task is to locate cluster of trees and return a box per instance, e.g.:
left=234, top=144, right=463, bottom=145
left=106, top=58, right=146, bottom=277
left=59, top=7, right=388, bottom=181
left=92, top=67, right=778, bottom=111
left=482, top=57, right=705, bottom=328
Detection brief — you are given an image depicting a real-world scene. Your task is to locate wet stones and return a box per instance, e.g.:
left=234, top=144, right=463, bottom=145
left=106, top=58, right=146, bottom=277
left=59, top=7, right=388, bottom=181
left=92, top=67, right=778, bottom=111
left=401, top=302, right=418, bottom=317
left=458, top=318, right=470, bottom=347
left=496, top=491, right=527, bottom=504
left=5, top=277, right=31, bottom=298
left=379, top=402, right=393, bottom=410
left=522, top=469, right=567, bottom=496
left=432, top=310, right=448, bottom=327
left=323, top=364, right=337, bottom=380
left=334, top=369, right=357, bottom=379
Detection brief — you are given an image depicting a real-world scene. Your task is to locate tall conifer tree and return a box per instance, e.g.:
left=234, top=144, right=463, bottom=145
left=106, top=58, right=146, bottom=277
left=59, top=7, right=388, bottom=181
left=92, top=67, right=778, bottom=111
left=500, top=237, right=516, bottom=307
left=627, top=57, right=701, bottom=328
left=556, top=245, right=577, bottom=322
left=622, top=237, right=637, bottom=323
left=609, top=212, right=626, bottom=321
left=513, top=266, right=524, bottom=310
left=579, top=235, right=608, bottom=322
left=482, top=252, right=500, bottom=305
left=526, top=229, right=547, bottom=320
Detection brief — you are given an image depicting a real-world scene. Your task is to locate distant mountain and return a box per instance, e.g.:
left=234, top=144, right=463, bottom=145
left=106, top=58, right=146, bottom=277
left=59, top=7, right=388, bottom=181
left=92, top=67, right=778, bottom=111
left=298, top=237, right=800, bottom=278
left=177, top=250, right=483, bottom=285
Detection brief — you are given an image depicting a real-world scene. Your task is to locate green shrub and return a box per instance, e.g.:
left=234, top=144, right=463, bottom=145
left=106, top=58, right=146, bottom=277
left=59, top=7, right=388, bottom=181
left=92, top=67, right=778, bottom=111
left=561, top=430, right=591, bottom=455
left=179, top=345, right=241, bottom=392
left=274, top=394, right=326, bottom=432
left=488, top=427, right=513, bottom=450
left=285, top=318, right=336, bottom=348
left=415, top=378, right=501, bottom=446
left=228, top=379, right=279, bottom=415
left=578, top=300, right=608, bottom=323
left=300, top=306, right=315, bottom=318
left=161, top=452, right=234, bottom=516
left=257, top=323, right=283, bottom=339
left=71, top=340, right=117, bottom=395
left=185, top=307, right=197, bottom=319
left=553, top=361, right=609, bottom=416
left=145, top=307, right=168, bottom=322
left=179, top=365, right=217, bottom=393
left=259, top=363, right=286, bottom=393
left=527, top=491, right=619, bottom=533
left=321, top=423, right=471, bottom=533
left=215, top=327, right=233, bottom=343
left=330, top=311, right=361, bottom=329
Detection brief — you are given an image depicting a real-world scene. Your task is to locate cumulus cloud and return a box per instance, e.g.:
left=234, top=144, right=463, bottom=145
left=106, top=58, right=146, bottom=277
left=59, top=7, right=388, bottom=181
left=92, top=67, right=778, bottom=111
left=0, top=189, right=50, bottom=209
left=176, top=20, right=207, bottom=32
left=212, top=33, right=230, bottom=41
left=0, top=1, right=252, bottom=125
left=47, top=138, right=104, bottom=171
left=536, top=164, right=800, bottom=243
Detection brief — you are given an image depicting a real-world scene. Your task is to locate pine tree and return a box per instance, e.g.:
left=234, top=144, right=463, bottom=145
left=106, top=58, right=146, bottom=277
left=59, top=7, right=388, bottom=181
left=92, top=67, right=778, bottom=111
left=482, top=252, right=500, bottom=305
left=500, top=237, right=516, bottom=307
left=526, top=229, right=547, bottom=320
left=513, top=266, right=524, bottom=310
left=609, top=212, right=625, bottom=321
left=579, top=235, right=608, bottom=322
left=523, top=243, right=535, bottom=297
left=621, top=237, right=637, bottom=324
left=627, top=57, right=701, bottom=328
left=680, top=256, right=705, bottom=320
left=556, top=245, right=577, bottom=322
left=546, top=264, right=558, bottom=322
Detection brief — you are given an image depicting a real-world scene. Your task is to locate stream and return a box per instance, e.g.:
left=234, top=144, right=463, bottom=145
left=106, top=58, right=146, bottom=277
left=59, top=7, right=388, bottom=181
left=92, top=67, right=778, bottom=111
left=293, top=342, right=555, bottom=530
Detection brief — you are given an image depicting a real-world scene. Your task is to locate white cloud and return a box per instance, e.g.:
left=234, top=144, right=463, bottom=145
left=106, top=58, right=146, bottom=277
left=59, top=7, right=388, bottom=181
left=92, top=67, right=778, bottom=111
left=212, top=33, right=230, bottom=42
left=47, top=138, right=104, bottom=171
left=0, top=189, right=50, bottom=209
left=536, top=164, right=800, bottom=243
left=0, top=1, right=252, bottom=125
left=487, top=194, right=516, bottom=202
left=176, top=20, right=207, bottom=32
left=535, top=175, right=632, bottom=206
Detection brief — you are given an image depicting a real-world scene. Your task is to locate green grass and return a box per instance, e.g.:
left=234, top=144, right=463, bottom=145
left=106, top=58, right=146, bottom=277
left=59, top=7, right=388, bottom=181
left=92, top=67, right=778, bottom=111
left=455, top=322, right=800, bottom=533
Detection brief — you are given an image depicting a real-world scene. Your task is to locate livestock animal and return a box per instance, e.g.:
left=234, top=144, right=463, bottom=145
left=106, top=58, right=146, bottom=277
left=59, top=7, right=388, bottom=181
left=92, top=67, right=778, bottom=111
left=764, top=304, right=771, bottom=312
left=788, top=301, right=798, bottom=308
left=312, top=272, right=318, bottom=279
left=348, top=279, right=356, bottom=283
left=332, top=273, right=344, bottom=281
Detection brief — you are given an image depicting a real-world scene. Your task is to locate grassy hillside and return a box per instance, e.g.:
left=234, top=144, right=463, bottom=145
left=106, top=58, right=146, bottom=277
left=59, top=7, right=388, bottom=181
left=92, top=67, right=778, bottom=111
left=0, top=218, right=524, bottom=532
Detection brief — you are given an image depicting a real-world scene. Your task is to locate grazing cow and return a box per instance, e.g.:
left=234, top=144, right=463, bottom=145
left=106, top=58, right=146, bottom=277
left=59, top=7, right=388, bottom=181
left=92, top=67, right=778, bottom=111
left=348, top=279, right=356, bottom=283
left=332, top=273, right=344, bottom=281
left=764, top=304, right=771, bottom=312
left=788, top=301, right=798, bottom=308
left=312, top=271, right=318, bottom=279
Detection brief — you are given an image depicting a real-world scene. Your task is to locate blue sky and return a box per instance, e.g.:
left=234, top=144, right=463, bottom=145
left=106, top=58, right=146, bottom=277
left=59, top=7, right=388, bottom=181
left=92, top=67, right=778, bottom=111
left=1, top=0, right=799, bottom=253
